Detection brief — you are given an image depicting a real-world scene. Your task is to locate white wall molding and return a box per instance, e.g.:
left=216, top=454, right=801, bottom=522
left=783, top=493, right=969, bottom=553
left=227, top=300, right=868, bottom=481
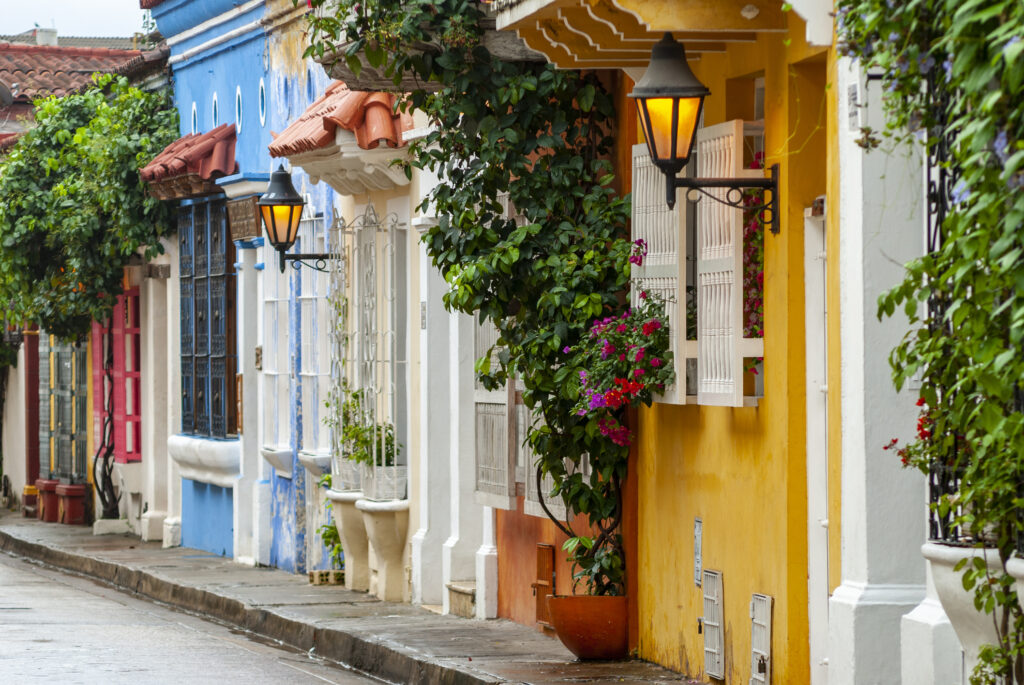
left=166, top=0, right=264, bottom=47
left=167, top=434, right=241, bottom=488
left=286, top=129, right=411, bottom=196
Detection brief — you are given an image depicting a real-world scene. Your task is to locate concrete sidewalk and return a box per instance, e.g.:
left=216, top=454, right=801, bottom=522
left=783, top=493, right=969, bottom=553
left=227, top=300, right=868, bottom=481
left=0, top=514, right=699, bottom=684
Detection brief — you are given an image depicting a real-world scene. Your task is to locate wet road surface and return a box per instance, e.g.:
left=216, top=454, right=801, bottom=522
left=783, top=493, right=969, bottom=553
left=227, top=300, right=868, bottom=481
left=0, top=552, right=382, bottom=684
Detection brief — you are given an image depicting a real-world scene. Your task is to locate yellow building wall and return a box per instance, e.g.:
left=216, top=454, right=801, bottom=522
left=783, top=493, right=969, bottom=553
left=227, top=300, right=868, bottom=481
left=633, top=15, right=831, bottom=683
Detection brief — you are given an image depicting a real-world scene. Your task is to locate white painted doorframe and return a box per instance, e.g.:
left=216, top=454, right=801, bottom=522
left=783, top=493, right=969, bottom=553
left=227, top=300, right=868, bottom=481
left=805, top=203, right=829, bottom=684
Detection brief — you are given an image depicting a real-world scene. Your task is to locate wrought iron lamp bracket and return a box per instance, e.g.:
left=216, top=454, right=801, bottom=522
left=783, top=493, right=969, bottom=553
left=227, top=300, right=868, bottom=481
left=671, top=163, right=781, bottom=235
left=280, top=252, right=339, bottom=273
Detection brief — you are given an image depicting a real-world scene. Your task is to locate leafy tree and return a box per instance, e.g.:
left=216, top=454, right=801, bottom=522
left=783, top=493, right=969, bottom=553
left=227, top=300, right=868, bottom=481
left=300, top=0, right=676, bottom=595
left=838, top=1, right=1024, bottom=681
left=0, top=74, right=178, bottom=340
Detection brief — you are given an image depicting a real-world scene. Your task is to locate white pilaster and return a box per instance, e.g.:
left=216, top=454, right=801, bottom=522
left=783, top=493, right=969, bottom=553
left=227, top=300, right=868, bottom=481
left=442, top=309, right=481, bottom=613
left=828, top=58, right=930, bottom=684
left=410, top=217, right=448, bottom=606
left=475, top=506, right=498, bottom=619
left=163, top=236, right=182, bottom=548
left=233, top=240, right=262, bottom=565
left=139, top=238, right=172, bottom=541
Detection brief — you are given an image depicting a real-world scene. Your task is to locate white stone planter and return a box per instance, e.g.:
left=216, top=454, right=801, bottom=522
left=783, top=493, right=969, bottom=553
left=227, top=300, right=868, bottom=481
left=325, top=489, right=369, bottom=592
left=332, top=459, right=362, bottom=491
left=922, top=542, right=1006, bottom=679
left=361, top=464, right=407, bottom=501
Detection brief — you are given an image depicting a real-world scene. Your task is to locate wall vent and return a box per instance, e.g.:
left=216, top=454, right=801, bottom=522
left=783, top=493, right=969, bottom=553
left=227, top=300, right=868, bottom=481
left=750, top=593, right=773, bottom=684
left=702, top=569, right=724, bottom=679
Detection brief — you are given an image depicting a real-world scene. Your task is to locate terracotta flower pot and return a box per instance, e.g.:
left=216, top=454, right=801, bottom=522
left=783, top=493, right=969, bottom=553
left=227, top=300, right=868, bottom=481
left=546, top=594, right=628, bottom=660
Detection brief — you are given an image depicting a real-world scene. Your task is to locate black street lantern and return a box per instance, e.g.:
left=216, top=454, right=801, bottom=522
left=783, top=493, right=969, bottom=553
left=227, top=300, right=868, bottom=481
left=259, top=165, right=339, bottom=272
left=629, top=32, right=709, bottom=179
left=629, top=33, right=781, bottom=233
left=259, top=165, right=305, bottom=271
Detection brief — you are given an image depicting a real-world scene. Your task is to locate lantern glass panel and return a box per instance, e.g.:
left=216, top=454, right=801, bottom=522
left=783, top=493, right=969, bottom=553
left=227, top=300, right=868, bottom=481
left=640, top=96, right=702, bottom=165
left=261, top=204, right=303, bottom=250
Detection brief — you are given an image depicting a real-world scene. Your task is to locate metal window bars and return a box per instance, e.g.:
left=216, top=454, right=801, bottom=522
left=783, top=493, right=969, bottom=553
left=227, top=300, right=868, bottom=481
left=298, top=212, right=332, bottom=458
left=921, top=64, right=969, bottom=545
left=327, top=205, right=407, bottom=500
left=262, top=235, right=290, bottom=450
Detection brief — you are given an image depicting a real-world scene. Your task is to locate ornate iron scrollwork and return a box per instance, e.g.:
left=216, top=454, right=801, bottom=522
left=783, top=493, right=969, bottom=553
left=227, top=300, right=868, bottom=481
left=922, top=57, right=968, bottom=545
left=673, top=163, right=781, bottom=234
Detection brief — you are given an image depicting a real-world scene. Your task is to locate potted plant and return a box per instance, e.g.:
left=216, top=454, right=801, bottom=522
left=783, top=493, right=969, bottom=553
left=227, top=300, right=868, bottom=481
left=539, top=280, right=674, bottom=660
left=302, top=0, right=653, bottom=654
left=310, top=473, right=345, bottom=585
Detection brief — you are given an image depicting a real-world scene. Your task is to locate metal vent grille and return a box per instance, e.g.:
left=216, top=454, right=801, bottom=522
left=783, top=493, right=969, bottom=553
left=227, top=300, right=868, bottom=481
left=750, top=593, right=773, bottom=684
left=703, top=569, right=724, bottom=679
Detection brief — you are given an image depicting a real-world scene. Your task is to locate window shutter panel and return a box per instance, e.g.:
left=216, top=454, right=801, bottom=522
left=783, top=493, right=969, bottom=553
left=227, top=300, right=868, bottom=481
left=631, top=144, right=688, bottom=404
left=473, top=317, right=515, bottom=509
left=703, top=569, right=725, bottom=679
left=522, top=404, right=568, bottom=522
left=695, top=120, right=762, bottom=407
left=749, top=593, right=773, bottom=685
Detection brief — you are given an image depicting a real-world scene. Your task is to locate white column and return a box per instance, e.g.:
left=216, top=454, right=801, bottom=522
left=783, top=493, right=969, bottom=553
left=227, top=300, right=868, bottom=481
left=139, top=239, right=172, bottom=541
left=253, top=243, right=272, bottom=566
left=828, top=59, right=931, bottom=684
left=163, top=238, right=183, bottom=548
left=901, top=560, right=962, bottom=684
left=233, top=240, right=262, bottom=566
left=410, top=219, right=448, bottom=606
left=442, top=309, right=482, bottom=613
left=475, top=505, right=498, bottom=619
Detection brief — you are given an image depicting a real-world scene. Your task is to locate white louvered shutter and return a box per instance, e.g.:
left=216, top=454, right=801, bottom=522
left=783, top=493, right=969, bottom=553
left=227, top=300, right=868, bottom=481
left=695, top=120, right=764, bottom=406
left=750, top=593, right=773, bottom=685
left=473, top=317, right=515, bottom=509
left=521, top=409, right=567, bottom=521
left=703, top=569, right=725, bottom=680
left=631, top=143, right=688, bottom=404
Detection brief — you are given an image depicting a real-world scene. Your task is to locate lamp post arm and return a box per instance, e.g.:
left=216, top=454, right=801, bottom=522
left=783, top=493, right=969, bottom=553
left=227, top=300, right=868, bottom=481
left=278, top=251, right=342, bottom=273
left=667, top=163, right=780, bottom=235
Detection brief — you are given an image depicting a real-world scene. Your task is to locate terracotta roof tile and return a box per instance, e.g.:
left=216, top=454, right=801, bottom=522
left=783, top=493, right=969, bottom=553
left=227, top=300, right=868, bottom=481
left=0, top=42, right=142, bottom=101
left=268, top=80, right=413, bottom=158
left=0, top=132, right=21, bottom=150
left=140, top=123, right=238, bottom=199
left=0, top=32, right=140, bottom=51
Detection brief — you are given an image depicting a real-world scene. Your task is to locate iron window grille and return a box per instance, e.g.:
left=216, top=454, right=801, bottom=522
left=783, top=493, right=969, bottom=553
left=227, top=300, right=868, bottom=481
left=180, top=199, right=237, bottom=438
left=38, top=335, right=89, bottom=482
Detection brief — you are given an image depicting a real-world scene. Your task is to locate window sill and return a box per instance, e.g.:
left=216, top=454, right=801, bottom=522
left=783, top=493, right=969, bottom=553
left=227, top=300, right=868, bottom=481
left=298, top=449, right=331, bottom=478
left=168, top=434, right=241, bottom=488
left=259, top=444, right=292, bottom=479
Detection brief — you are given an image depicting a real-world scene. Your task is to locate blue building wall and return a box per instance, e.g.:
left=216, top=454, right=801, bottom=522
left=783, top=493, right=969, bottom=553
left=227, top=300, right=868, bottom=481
left=181, top=479, right=234, bottom=557
left=152, top=1, right=269, bottom=565
left=155, top=1, right=338, bottom=574
left=265, top=32, right=336, bottom=573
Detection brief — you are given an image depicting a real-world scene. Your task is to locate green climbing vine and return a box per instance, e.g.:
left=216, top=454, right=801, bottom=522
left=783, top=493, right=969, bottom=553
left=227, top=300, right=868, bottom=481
left=300, top=0, right=674, bottom=595
left=838, top=1, right=1024, bottom=682
left=0, top=74, right=178, bottom=340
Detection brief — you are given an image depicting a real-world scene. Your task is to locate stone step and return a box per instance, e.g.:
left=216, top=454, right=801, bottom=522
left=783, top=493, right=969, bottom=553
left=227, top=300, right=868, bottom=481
left=446, top=580, right=476, bottom=619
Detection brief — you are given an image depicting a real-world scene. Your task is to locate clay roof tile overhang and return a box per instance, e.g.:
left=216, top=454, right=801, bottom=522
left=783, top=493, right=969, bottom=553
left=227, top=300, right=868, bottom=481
left=268, top=80, right=414, bottom=158
left=140, top=123, right=238, bottom=200
left=0, top=42, right=143, bottom=101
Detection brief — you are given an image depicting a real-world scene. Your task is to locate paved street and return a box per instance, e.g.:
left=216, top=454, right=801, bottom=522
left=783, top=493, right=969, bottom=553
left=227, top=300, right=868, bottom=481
left=0, top=553, right=379, bottom=684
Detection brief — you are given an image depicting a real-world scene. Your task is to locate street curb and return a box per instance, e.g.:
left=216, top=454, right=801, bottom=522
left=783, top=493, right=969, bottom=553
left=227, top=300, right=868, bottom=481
left=0, top=529, right=501, bottom=685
